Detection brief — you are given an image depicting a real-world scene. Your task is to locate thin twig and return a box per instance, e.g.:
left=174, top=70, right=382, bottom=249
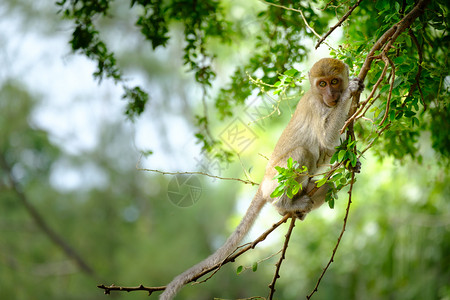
left=359, top=123, right=391, bottom=157
left=234, top=249, right=282, bottom=275
left=97, top=284, right=165, bottom=296
left=357, top=94, right=380, bottom=121
left=98, top=214, right=291, bottom=295
left=379, top=54, right=395, bottom=125
left=138, top=167, right=258, bottom=186
left=259, top=0, right=321, bottom=40
left=341, top=0, right=431, bottom=134
left=268, top=217, right=296, bottom=299
left=192, top=214, right=291, bottom=283
left=307, top=171, right=356, bottom=299
left=341, top=57, right=389, bottom=133
left=406, top=30, right=425, bottom=110
left=315, top=0, right=364, bottom=49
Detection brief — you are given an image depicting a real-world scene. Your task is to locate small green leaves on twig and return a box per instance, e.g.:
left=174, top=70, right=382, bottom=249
left=330, top=136, right=360, bottom=169
left=273, top=68, right=305, bottom=95
left=315, top=137, right=361, bottom=208
left=270, top=157, right=308, bottom=199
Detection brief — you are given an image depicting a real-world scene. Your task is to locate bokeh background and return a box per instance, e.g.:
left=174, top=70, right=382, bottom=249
left=0, top=1, right=449, bottom=300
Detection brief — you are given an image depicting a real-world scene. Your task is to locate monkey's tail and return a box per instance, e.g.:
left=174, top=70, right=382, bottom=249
left=159, top=189, right=266, bottom=300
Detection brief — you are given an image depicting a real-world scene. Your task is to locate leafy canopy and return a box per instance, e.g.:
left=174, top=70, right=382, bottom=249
left=57, top=0, right=449, bottom=165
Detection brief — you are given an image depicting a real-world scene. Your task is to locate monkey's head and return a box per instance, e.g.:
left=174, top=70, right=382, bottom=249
left=309, top=58, right=349, bottom=107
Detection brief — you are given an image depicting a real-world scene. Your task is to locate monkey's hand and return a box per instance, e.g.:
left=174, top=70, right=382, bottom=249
left=348, top=77, right=365, bottom=95
left=349, top=158, right=362, bottom=173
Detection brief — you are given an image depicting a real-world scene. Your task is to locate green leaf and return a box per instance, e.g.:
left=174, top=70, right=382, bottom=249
left=236, top=265, right=243, bottom=274
left=291, top=181, right=301, bottom=195
left=330, top=152, right=339, bottom=164
left=389, top=110, right=396, bottom=121
left=316, top=177, right=328, bottom=187
left=338, top=150, right=346, bottom=162
left=349, top=152, right=357, bottom=167
left=270, top=185, right=285, bottom=198
left=287, top=157, right=293, bottom=168
left=274, top=166, right=284, bottom=173
left=393, top=77, right=403, bottom=89
left=284, top=68, right=298, bottom=77
left=327, top=196, right=335, bottom=209
left=252, top=262, right=258, bottom=272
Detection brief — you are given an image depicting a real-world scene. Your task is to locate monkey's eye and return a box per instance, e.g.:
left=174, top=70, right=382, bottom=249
left=331, top=78, right=339, bottom=85
left=319, top=81, right=327, bottom=87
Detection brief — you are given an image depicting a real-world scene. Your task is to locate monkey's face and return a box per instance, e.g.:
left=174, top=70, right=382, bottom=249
left=314, top=76, right=344, bottom=107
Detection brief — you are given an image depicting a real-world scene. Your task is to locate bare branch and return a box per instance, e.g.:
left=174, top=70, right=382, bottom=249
left=359, top=123, right=391, bottom=157
left=97, top=214, right=291, bottom=296
left=307, top=171, right=356, bottom=299
left=341, top=57, right=389, bottom=133
left=315, top=0, right=364, bottom=49
left=97, top=284, right=164, bottom=296
left=268, top=217, right=296, bottom=299
left=138, top=167, right=259, bottom=186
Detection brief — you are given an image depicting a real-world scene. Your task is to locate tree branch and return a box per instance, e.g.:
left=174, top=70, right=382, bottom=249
left=307, top=171, right=356, bottom=299
left=406, top=29, right=425, bottom=110
left=341, top=0, right=431, bottom=134
left=98, top=214, right=291, bottom=296
left=379, top=54, right=395, bottom=125
left=315, top=0, right=364, bottom=49
left=259, top=0, right=322, bottom=40
left=137, top=167, right=258, bottom=186
left=97, top=284, right=165, bottom=296
left=268, top=216, right=296, bottom=299
left=0, top=153, right=96, bottom=276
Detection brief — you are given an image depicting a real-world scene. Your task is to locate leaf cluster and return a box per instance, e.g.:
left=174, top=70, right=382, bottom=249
left=215, top=1, right=332, bottom=119
left=57, top=0, right=233, bottom=120
left=270, top=157, right=307, bottom=200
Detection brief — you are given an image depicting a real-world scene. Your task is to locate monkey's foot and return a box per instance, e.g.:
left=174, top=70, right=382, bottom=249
left=274, top=195, right=313, bottom=221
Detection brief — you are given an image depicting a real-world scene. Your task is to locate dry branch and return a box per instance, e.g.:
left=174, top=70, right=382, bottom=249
left=98, top=214, right=291, bottom=296
left=268, top=217, right=296, bottom=299
left=307, top=171, right=356, bottom=299
left=315, top=0, right=364, bottom=49
left=138, top=167, right=258, bottom=186
left=97, top=284, right=165, bottom=296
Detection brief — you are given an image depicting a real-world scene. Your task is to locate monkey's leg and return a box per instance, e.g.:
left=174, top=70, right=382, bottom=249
left=289, top=181, right=329, bottom=220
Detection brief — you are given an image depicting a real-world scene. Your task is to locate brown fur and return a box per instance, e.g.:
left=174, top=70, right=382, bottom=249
left=160, top=58, right=363, bottom=300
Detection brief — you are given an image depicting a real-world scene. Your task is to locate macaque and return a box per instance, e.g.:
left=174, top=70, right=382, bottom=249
left=160, top=58, right=364, bottom=300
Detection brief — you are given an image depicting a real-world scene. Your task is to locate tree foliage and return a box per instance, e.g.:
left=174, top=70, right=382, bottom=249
left=57, top=0, right=449, bottom=164
left=1, top=0, right=448, bottom=299
left=55, top=0, right=449, bottom=297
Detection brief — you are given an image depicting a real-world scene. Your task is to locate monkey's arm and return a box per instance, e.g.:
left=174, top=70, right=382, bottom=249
left=322, top=78, right=365, bottom=147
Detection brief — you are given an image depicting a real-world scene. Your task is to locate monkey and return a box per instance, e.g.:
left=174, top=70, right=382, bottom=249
left=159, top=58, right=364, bottom=300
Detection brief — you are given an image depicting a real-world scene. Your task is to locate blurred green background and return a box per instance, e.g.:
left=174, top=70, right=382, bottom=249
left=0, top=1, right=449, bottom=300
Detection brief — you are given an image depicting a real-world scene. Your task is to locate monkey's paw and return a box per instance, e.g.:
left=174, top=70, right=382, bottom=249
left=353, top=158, right=362, bottom=173
left=274, top=195, right=313, bottom=221
left=349, top=77, right=365, bottom=94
